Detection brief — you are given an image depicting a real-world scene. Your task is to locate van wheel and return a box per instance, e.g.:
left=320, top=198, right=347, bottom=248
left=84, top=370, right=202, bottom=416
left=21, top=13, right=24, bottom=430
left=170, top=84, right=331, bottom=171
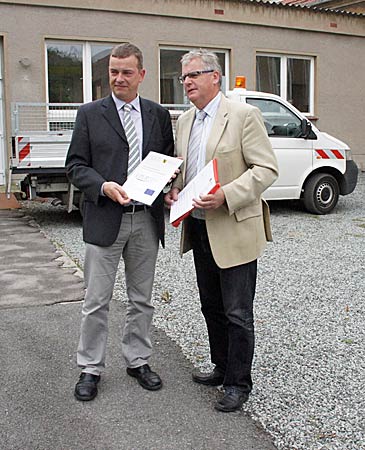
left=303, top=173, right=339, bottom=214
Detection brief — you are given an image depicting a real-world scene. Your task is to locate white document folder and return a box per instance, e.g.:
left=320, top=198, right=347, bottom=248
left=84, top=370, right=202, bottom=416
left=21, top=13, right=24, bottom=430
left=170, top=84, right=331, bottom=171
left=122, top=152, right=183, bottom=206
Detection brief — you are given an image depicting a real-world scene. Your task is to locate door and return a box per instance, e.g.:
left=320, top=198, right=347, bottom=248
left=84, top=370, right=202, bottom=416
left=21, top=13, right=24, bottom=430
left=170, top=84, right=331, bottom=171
left=0, top=40, right=5, bottom=186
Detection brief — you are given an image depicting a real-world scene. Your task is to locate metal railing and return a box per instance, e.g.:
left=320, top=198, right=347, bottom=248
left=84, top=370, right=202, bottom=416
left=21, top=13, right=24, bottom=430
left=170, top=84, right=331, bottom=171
left=11, top=102, right=192, bottom=136
left=11, top=103, right=82, bottom=135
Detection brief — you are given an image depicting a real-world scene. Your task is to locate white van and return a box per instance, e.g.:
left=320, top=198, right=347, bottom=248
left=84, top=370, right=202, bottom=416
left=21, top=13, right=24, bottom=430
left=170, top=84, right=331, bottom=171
left=226, top=79, right=358, bottom=214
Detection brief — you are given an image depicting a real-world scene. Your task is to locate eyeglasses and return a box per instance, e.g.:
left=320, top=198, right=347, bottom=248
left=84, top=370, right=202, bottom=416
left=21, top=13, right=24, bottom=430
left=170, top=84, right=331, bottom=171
left=178, top=70, right=214, bottom=84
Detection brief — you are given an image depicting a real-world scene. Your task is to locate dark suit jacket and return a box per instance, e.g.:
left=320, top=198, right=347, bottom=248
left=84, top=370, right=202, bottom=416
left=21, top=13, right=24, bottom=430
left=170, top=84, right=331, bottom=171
left=65, top=95, right=174, bottom=247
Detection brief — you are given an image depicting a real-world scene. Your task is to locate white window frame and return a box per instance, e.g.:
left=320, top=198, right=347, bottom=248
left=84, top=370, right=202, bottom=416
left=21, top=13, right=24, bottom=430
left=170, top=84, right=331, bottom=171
left=83, top=43, right=93, bottom=102
left=159, top=46, right=230, bottom=105
left=256, top=52, right=315, bottom=116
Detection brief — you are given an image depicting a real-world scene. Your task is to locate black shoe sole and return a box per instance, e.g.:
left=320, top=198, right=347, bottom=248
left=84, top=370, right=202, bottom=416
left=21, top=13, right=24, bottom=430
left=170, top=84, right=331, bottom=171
left=74, top=390, right=98, bottom=401
left=136, top=381, right=162, bottom=391
left=127, top=369, right=162, bottom=391
left=214, top=393, right=249, bottom=412
left=214, top=402, right=244, bottom=412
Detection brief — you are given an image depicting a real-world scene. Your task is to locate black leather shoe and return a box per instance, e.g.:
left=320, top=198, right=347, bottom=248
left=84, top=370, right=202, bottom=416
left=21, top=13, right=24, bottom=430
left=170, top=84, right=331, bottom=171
left=74, top=372, right=100, bottom=401
left=214, top=386, right=249, bottom=412
left=192, top=367, right=225, bottom=386
left=126, top=364, right=162, bottom=391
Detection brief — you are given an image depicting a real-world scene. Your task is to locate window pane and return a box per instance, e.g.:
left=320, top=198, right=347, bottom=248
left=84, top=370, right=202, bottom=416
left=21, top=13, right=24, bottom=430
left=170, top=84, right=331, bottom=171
left=91, top=44, right=113, bottom=100
left=160, top=49, right=183, bottom=104
left=247, top=97, right=302, bottom=137
left=256, top=56, right=280, bottom=96
left=160, top=49, right=226, bottom=104
left=47, top=43, right=82, bottom=103
left=287, top=58, right=310, bottom=112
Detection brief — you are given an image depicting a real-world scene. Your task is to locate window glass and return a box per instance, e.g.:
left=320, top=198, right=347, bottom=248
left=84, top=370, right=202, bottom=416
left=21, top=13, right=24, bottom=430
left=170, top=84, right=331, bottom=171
left=160, top=48, right=227, bottom=104
left=47, top=41, right=117, bottom=103
left=91, top=44, right=113, bottom=100
left=247, top=97, right=302, bottom=137
left=47, top=43, right=83, bottom=103
left=256, top=54, right=314, bottom=114
left=287, top=58, right=310, bottom=112
left=256, top=56, right=280, bottom=96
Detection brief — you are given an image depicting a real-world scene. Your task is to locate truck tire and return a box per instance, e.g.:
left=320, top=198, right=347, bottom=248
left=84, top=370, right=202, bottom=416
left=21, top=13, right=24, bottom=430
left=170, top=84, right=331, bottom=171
left=303, top=173, right=339, bottom=214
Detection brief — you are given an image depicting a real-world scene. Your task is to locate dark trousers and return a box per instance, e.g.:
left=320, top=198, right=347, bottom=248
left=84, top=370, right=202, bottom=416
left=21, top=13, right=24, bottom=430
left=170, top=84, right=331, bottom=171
left=190, top=218, right=257, bottom=393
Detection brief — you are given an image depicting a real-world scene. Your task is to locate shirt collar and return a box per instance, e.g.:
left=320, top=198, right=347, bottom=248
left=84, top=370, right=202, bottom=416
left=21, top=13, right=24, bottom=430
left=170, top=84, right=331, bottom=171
left=197, top=91, right=222, bottom=118
left=112, top=92, right=141, bottom=113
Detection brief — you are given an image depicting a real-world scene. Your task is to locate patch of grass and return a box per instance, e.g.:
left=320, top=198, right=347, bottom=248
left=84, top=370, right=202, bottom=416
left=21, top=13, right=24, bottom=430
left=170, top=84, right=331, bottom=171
left=160, top=290, right=171, bottom=303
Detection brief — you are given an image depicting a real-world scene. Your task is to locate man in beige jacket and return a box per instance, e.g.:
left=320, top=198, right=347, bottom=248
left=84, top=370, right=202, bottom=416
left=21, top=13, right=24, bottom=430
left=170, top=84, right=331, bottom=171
left=165, top=49, right=278, bottom=412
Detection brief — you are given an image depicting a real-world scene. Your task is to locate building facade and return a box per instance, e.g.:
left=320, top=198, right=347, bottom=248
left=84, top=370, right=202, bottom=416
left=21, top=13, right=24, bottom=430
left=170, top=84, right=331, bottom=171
left=0, top=0, right=364, bottom=186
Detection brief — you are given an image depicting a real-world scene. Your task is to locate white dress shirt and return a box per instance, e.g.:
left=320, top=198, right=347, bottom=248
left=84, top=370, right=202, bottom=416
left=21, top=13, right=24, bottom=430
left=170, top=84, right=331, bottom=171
left=191, top=91, right=222, bottom=219
left=112, top=92, right=143, bottom=157
left=101, top=94, right=143, bottom=198
left=196, top=91, right=222, bottom=174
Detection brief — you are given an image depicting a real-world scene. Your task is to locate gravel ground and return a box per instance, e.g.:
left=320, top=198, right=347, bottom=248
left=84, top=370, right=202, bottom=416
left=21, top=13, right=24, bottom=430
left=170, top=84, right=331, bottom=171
left=21, top=173, right=365, bottom=450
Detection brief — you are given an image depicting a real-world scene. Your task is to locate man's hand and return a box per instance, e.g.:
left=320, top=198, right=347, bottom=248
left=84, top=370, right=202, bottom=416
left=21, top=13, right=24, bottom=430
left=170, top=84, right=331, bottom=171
left=167, top=157, right=183, bottom=183
left=168, top=168, right=181, bottom=184
left=103, top=181, right=131, bottom=205
left=164, top=187, right=180, bottom=208
left=193, top=188, right=225, bottom=210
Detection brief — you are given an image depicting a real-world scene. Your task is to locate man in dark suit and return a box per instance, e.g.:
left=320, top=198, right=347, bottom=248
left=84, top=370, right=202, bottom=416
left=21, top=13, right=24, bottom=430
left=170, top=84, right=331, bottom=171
left=66, top=43, right=174, bottom=401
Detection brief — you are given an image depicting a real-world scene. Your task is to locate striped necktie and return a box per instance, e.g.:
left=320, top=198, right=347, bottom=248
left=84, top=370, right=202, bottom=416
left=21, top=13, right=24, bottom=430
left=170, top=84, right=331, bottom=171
left=123, top=103, right=140, bottom=176
left=185, top=109, right=207, bottom=185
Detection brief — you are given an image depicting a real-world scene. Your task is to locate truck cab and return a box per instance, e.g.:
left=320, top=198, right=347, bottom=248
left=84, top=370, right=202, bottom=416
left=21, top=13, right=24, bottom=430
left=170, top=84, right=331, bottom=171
left=226, top=77, right=358, bottom=214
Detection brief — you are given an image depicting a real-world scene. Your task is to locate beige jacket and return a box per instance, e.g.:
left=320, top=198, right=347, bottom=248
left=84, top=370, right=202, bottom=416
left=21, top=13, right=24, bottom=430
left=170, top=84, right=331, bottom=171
left=173, top=94, right=279, bottom=269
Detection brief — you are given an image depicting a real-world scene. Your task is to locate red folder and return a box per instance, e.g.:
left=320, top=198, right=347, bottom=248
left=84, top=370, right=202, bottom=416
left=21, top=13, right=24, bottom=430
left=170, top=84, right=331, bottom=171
left=171, top=159, right=220, bottom=227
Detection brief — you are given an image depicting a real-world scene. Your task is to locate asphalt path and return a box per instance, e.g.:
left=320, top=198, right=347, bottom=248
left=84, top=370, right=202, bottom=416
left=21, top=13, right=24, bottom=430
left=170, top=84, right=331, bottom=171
left=0, top=209, right=276, bottom=450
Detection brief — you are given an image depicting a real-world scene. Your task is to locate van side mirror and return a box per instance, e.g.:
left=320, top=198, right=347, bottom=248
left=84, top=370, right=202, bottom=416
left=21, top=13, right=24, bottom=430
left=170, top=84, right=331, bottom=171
left=301, top=119, right=311, bottom=138
left=301, top=118, right=317, bottom=140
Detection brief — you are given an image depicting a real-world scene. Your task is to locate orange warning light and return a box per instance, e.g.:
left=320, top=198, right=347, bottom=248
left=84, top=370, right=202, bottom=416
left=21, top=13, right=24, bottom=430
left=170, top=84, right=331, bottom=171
left=235, top=76, right=246, bottom=88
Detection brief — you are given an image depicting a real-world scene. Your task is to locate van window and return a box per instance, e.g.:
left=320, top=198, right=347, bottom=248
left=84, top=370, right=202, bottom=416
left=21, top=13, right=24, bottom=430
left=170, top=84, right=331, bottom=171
left=247, top=98, right=302, bottom=138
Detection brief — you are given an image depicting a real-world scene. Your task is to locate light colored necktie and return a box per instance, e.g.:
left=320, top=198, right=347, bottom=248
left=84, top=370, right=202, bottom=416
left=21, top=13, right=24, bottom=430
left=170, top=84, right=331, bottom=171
left=123, top=103, right=140, bottom=176
left=185, top=109, right=207, bottom=185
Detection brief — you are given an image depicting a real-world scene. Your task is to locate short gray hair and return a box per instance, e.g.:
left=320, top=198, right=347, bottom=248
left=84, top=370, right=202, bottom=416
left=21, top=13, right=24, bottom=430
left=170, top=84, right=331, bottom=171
left=181, top=49, right=222, bottom=86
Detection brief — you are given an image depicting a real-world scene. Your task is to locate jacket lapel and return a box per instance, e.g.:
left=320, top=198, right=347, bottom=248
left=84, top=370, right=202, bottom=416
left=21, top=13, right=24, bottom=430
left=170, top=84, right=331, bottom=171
left=206, top=95, right=228, bottom=162
left=140, top=98, right=155, bottom=157
left=101, top=95, right=128, bottom=144
left=180, top=108, right=196, bottom=177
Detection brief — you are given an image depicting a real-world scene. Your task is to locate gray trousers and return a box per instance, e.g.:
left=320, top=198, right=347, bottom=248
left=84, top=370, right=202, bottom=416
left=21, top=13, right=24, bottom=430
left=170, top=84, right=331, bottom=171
left=77, top=210, right=159, bottom=376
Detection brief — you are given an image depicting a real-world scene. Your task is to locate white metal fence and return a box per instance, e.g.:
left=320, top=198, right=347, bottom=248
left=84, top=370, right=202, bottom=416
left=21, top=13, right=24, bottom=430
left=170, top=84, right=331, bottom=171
left=11, top=103, right=81, bottom=135
left=11, top=102, right=191, bottom=136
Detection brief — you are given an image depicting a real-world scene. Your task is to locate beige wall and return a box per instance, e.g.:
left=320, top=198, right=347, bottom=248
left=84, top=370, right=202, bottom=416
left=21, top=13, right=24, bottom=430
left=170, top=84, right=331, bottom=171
left=0, top=0, right=364, bottom=169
